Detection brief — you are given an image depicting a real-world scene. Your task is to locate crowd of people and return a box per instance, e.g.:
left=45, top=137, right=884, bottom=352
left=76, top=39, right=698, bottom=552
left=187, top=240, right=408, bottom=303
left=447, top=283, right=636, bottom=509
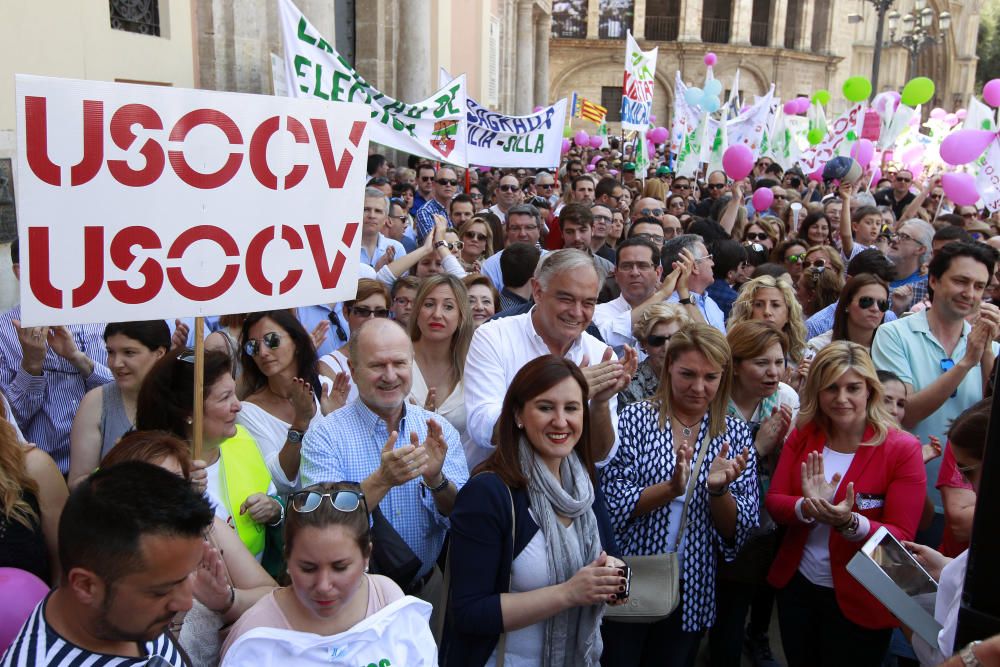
left=1, top=142, right=999, bottom=667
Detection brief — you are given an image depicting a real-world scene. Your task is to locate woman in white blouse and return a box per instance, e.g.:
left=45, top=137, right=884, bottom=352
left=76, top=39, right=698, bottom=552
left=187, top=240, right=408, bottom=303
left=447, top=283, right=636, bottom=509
left=407, top=275, right=475, bottom=459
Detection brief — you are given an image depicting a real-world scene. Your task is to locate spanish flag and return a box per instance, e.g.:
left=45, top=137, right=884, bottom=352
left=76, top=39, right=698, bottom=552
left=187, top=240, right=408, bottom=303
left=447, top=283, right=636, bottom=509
left=571, top=93, right=608, bottom=125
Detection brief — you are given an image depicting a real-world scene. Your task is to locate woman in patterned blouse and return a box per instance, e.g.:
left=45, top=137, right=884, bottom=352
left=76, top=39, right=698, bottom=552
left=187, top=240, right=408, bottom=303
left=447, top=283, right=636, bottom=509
left=600, top=323, right=760, bottom=667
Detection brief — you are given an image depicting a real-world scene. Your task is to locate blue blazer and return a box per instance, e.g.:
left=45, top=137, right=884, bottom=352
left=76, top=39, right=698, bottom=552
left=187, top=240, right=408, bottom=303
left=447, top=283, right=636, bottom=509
left=440, top=471, right=619, bottom=666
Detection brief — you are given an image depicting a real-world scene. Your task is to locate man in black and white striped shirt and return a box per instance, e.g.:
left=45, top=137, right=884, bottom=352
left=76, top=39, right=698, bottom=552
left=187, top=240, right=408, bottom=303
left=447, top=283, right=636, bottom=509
left=2, top=462, right=213, bottom=667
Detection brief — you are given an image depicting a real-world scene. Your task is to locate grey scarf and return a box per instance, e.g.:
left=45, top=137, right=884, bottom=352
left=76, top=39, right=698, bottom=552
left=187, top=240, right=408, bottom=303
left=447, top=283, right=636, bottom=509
left=518, top=437, right=604, bottom=666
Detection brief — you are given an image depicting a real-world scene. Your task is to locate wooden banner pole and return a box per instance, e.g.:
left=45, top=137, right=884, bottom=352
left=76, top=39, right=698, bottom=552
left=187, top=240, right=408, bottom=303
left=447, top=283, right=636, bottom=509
left=192, top=316, right=205, bottom=462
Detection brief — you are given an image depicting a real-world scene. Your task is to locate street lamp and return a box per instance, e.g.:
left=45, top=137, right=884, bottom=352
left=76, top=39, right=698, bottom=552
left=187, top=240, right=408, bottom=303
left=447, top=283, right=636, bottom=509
left=887, top=1, right=950, bottom=81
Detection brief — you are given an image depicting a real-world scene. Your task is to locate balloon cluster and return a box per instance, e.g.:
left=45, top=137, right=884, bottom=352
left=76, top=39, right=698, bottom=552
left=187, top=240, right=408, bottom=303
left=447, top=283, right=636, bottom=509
left=934, top=78, right=1000, bottom=206
left=646, top=127, right=669, bottom=144
left=684, top=78, right=723, bottom=113
left=782, top=97, right=810, bottom=116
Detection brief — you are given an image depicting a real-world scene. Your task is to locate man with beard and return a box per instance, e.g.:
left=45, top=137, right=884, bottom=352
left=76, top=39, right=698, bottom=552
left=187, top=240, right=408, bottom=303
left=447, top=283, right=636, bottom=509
left=2, top=462, right=213, bottom=666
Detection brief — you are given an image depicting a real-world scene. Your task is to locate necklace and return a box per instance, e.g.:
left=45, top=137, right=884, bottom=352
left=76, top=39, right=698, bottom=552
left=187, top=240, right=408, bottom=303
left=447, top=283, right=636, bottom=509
left=672, top=414, right=702, bottom=438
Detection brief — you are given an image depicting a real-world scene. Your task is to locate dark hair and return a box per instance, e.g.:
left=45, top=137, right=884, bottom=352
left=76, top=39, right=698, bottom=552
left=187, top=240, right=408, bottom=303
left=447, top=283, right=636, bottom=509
left=239, top=311, right=321, bottom=397
left=754, top=178, right=779, bottom=190
left=477, top=355, right=594, bottom=487
left=627, top=217, right=664, bottom=236
left=103, top=320, right=171, bottom=352
left=595, top=177, right=619, bottom=200
left=101, top=430, right=193, bottom=479
left=935, top=213, right=964, bottom=227
left=877, top=369, right=903, bottom=387
left=500, top=242, right=542, bottom=289
left=798, top=212, right=833, bottom=245
left=615, top=236, right=661, bottom=267
left=927, top=241, right=999, bottom=301
left=711, top=239, right=746, bottom=279
left=933, top=225, right=974, bottom=245
left=391, top=275, right=421, bottom=298
left=571, top=175, right=595, bottom=191
left=560, top=203, right=594, bottom=229
left=846, top=248, right=896, bottom=282
left=750, top=262, right=791, bottom=280
left=770, top=238, right=809, bottom=264
left=853, top=206, right=881, bottom=224
left=392, top=182, right=415, bottom=197
left=59, top=461, right=213, bottom=582
left=765, top=163, right=785, bottom=177
left=476, top=211, right=505, bottom=250
left=832, top=273, right=889, bottom=342
left=135, top=349, right=233, bottom=439
left=450, top=194, right=474, bottom=212
left=366, top=154, right=386, bottom=177
left=688, top=217, right=730, bottom=245
left=9, top=237, right=18, bottom=265
left=947, top=399, right=991, bottom=463
left=284, top=481, right=371, bottom=560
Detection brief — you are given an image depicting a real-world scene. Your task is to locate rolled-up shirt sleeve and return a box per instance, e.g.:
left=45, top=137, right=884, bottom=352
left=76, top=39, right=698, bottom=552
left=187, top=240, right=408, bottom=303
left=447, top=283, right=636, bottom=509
left=463, top=323, right=507, bottom=469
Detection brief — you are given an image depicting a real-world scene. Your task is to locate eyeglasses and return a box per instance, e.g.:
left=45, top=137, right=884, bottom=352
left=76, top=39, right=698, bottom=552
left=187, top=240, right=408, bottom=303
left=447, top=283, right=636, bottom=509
left=498, top=184, right=519, bottom=192
left=674, top=183, right=691, bottom=190
left=393, top=296, right=413, bottom=307
left=618, top=261, right=655, bottom=272
left=773, top=194, right=788, bottom=201
left=244, top=332, right=281, bottom=357
left=896, top=176, right=912, bottom=183
left=469, top=192, right=483, bottom=200
left=645, top=333, right=672, bottom=347
left=641, top=208, right=664, bottom=217
left=694, top=253, right=714, bottom=264
left=803, top=259, right=826, bottom=269
left=537, top=182, right=555, bottom=190
left=894, top=231, right=916, bottom=244
left=436, top=178, right=459, bottom=186
left=463, top=231, right=489, bottom=242
left=349, top=306, right=390, bottom=318
left=707, top=183, right=726, bottom=190
left=784, top=253, right=805, bottom=264
left=450, top=240, right=465, bottom=250
left=746, top=232, right=769, bottom=242
left=635, top=232, right=665, bottom=245
left=593, top=215, right=612, bottom=223
left=857, top=296, right=890, bottom=312
left=419, top=175, right=434, bottom=182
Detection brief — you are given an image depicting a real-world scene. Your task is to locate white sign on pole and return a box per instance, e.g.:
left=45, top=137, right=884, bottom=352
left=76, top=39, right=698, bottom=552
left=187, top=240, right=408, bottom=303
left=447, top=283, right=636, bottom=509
left=15, top=74, right=370, bottom=326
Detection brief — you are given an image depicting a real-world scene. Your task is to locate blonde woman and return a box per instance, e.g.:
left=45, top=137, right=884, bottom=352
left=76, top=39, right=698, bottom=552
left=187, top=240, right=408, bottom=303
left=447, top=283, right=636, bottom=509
left=617, top=303, right=692, bottom=410
left=407, top=275, right=476, bottom=456
left=727, top=275, right=808, bottom=366
left=602, top=324, right=758, bottom=667
left=766, top=342, right=925, bottom=665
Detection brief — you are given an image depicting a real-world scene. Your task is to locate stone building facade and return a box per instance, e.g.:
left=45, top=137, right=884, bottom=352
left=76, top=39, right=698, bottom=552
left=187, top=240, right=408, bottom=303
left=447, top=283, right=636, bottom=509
left=550, top=0, right=982, bottom=129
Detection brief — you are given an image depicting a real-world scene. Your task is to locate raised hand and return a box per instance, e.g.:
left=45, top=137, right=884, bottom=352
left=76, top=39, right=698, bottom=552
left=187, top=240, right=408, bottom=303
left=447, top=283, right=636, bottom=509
left=801, top=450, right=839, bottom=502
left=707, top=441, right=750, bottom=493
left=419, top=418, right=449, bottom=486
left=755, top=404, right=793, bottom=456
left=13, top=319, right=48, bottom=374
left=374, top=246, right=396, bottom=272
left=171, top=319, right=190, bottom=351
left=664, top=440, right=693, bottom=499
left=288, top=377, right=318, bottom=425
left=318, top=371, right=350, bottom=415
left=378, top=430, right=425, bottom=488
left=801, top=482, right=855, bottom=527
left=192, top=541, right=232, bottom=613
left=309, top=320, right=330, bottom=351
left=580, top=347, right=628, bottom=403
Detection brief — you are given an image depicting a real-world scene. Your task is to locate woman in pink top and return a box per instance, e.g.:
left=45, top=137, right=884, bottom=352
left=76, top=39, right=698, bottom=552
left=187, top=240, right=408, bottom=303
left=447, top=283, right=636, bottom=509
left=221, top=482, right=403, bottom=659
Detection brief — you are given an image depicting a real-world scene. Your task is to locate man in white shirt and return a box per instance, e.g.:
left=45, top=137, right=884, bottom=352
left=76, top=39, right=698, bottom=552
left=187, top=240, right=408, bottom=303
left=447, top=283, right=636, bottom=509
left=488, top=173, right=520, bottom=223
left=592, top=237, right=662, bottom=353
left=465, top=249, right=638, bottom=470
left=662, top=234, right=726, bottom=332
left=360, top=188, right=407, bottom=269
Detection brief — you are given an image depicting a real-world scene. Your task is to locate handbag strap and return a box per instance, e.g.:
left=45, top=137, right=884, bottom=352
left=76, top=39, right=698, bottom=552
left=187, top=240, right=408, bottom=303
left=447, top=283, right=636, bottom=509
left=496, top=483, right=515, bottom=667
left=671, top=422, right=715, bottom=553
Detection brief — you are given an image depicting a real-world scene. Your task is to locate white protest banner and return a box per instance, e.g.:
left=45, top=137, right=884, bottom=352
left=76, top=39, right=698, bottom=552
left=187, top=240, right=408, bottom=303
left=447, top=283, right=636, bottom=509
left=726, top=86, right=775, bottom=156
left=670, top=72, right=701, bottom=156
left=797, top=104, right=865, bottom=174
left=439, top=68, right=567, bottom=168
left=976, top=139, right=1000, bottom=212
left=15, top=74, right=370, bottom=326
left=620, top=31, right=658, bottom=132
left=279, top=0, right=467, bottom=165
left=965, top=96, right=997, bottom=132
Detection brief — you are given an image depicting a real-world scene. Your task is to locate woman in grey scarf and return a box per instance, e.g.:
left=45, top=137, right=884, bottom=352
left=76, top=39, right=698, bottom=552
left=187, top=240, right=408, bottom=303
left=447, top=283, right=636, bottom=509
left=443, top=355, right=627, bottom=667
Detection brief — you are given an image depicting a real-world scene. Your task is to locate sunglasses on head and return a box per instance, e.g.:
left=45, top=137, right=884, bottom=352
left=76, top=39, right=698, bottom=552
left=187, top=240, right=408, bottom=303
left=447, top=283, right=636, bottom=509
left=857, top=296, right=890, bottom=312
left=290, top=488, right=368, bottom=514
left=349, top=306, right=390, bottom=318
left=645, top=333, right=672, bottom=348
left=244, top=331, right=281, bottom=357
left=746, top=232, right=769, bottom=242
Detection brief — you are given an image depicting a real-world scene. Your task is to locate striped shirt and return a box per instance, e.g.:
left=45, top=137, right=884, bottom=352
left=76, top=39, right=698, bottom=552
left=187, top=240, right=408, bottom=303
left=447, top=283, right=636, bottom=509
left=0, top=305, right=112, bottom=473
left=1, top=596, right=188, bottom=666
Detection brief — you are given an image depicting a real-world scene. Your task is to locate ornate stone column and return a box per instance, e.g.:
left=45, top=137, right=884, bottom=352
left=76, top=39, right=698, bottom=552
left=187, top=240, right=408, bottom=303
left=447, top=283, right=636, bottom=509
left=587, top=0, right=600, bottom=38
left=398, top=0, right=431, bottom=102
left=769, top=0, right=788, bottom=47
left=795, top=0, right=814, bottom=51
left=515, top=0, right=535, bottom=114
left=678, top=0, right=703, bottom=41
left=534, top=9, right=551, bottom=107
left=633, top=0, right=647, bottom=39
left=730, top=0, right=753, bottom=44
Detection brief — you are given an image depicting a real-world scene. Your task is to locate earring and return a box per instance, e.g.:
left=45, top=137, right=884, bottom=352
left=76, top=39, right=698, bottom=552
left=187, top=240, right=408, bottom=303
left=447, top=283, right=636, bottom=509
left=517, top=423, right=523, bottom=429
left=186, top=417, right=193, bottom=425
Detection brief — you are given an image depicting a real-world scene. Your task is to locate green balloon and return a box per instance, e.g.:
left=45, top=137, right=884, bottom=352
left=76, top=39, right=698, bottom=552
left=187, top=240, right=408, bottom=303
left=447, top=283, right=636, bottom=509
left=564, top=126, right=573, bottom=138
left=846, top=130, right=858, bottom=141
left=842, top=76, right=872, bottom=102
left=812, top=90, right=831, bottom=106
left=901, top=77, right=935, bottom=106
left=807, top=128, right=824, bottom=145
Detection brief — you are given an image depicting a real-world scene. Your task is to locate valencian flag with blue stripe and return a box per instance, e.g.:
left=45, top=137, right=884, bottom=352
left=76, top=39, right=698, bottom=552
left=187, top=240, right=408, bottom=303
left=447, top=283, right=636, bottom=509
left=571, top=92, right=608, bottom=124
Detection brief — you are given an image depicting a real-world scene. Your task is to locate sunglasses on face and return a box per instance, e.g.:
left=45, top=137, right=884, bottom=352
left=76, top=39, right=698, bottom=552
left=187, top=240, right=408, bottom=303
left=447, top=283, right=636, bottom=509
left=538, top=182, right=555, bottom=189
left=244, top=331, right=281, bottom=357
left=645, top=333, right=672, bottom=348
left=857, top=296, right=890, bottom=312
left=746, top=232, right=769, bottom=242
left=419, top=175, right=434, bottom=182
left=773, top=194, right=788, bottom=201
left=349, top=306, right=390, bottom=318
left=436, top=178, right=458, bottom=186
left=635, top=232, right=665, bottom=245
left=896, top=176, right=912, bottom=183
left=464, top=231, right=489, bottom=242
left=784, top=253, right=805, bottom=264
left=593, top=215, right=612, bottom=223
left=498, top=184, right=519, bottom=192
left=803, top=259, right=826, bottom=269
left=641, top=208, right=664, bottom=217
left=674, top=183, right=691, bottom=190
left=469, top=192, right=483, bottom=200
left=707, top=183, right=726, bottom=190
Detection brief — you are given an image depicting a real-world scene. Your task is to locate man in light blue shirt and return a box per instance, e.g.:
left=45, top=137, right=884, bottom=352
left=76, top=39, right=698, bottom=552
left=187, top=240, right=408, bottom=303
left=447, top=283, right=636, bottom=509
left=360, top=188, right=407, bottom=269
left=662, top=234, right=726, bottom=333
left=301, top=318, right=468, bottom=596
left=481, top=203, right=547, bottom=292
left=872, top=242, right=999, bottom=517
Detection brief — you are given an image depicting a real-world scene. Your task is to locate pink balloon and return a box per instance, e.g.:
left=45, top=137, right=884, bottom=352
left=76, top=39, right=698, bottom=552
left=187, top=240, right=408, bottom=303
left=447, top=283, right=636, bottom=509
left=586, top=164, right=596, bottom=172
left=561, top=138, right=571, bottom=154
left=850, top=138, right=875, bottom=166
left=650, top=114, right=657, bottom=123
left=901, top=145, right=924, bottom=165
left=929, top=107, right=947, bottom=120
left=533, top=105, right=543, bottom=113
left=650, top=127, right=669, bottom=144
left=705, top=52, right=718, bottom=67
left=783, top=100, right=798, bottom=115
left=984, top=79, right=1000, bottom=107
left=940, top=129, right=997, bottom=165
left=609, top=169, right=619, bottom=175
left=944, top=113, right=958, bottom=127
left=574, top=130, right=590, bottom=147
left=591, top=154, right=603, bottom=165
left=956, top=109, right=968, bottom=120
left=941, top=172, right=981, bottom=206
left=722, top=144, right=754, bottom=181
left=796, top=97, right=811, bottom=114
left=0, top=569, right=48, bottom=652
left=589, top=135, right=603, bottom=149
left=871, top=167, right=882, bottom=185
left=752, top=187, right=774, bottom=211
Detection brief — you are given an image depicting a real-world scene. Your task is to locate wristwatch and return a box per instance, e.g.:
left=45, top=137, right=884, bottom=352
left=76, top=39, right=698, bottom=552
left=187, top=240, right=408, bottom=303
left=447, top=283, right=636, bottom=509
left=286, top=428, right=305, bottom=444
left=959, top=641, right=983, bottom=666
left=679, top=296, right=693, bottom=305
left=425, top=475, right=450, bottom=494
left=434, top=240, right=452, bottom=250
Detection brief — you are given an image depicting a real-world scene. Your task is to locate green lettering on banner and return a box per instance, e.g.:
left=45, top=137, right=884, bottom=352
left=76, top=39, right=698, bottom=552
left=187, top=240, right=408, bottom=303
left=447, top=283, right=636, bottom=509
left=312, top=63, right=329, bottom=100
left=296, top=17, right=316, bottom=45
left=347, top=81, right=371, bottom=104
left=403, top=105, right=426, bottom=120
left=294, top=55, right=312, bottom=93
left=359, top=661, right=391, bottom=667
left=330, top=70, right=350, bottom=101
left=432, top=85, right=461, bottom=119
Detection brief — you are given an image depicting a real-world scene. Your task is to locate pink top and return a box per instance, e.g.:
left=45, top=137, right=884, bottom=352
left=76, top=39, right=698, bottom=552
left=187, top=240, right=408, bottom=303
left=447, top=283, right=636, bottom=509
left=220, top=574, right=404, bottom=659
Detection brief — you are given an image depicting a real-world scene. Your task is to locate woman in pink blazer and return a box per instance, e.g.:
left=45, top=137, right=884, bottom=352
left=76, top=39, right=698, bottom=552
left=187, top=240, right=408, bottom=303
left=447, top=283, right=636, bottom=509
left=765, top=341, right=926, bottom=666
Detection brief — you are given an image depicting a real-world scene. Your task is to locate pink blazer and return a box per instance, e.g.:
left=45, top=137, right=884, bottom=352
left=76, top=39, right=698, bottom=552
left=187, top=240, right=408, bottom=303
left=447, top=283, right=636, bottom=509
left=766, top=422, right=926, bottom=629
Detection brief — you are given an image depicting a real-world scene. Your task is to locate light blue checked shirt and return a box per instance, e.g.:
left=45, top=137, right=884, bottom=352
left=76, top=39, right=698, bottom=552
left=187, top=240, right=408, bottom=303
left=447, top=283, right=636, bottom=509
left=300, top=399, right=470, bottom=577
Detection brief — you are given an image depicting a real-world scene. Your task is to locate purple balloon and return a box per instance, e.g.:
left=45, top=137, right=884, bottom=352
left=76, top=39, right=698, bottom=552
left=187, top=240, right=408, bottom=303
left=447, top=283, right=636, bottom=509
left=752, top=187, right=774, bottom=212
left=929, top=107, right=947, bottom=120
left=574, top=130, right=590, bottom=147
left=795, top=97, right=811, bottom=114
left=850, top=139, right=875, bottom=166
left=0, top=569, right=48, bottom=653
left=783, top=100, right=798, bottom=115
left=984, top=79, right=1000, bottom=108
left=722, top=144, right=754, bottom=181
left=561, top=138, right=571, bottom=154
left=940, top=129, right=997, bottom=166
left=941, top=172, right=980, bottom=206
left=589, top=135, right=604, bottom=149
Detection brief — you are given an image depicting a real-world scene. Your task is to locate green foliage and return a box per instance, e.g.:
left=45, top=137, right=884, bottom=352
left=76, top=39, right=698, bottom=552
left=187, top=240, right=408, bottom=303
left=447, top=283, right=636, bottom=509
left=977, top=12, right=1000, bottom=92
